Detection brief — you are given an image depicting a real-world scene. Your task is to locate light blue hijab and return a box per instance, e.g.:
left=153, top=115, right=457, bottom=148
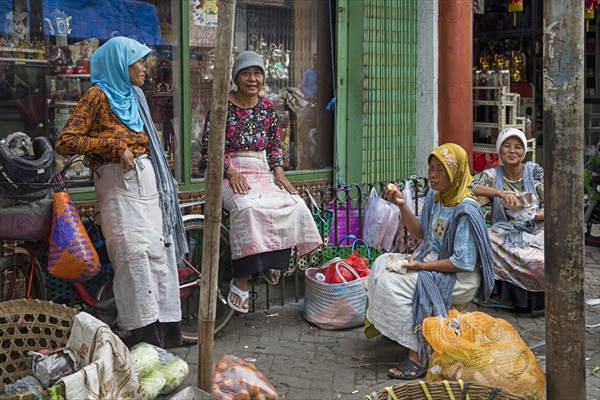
left=90, top=37, right=151, bottom=132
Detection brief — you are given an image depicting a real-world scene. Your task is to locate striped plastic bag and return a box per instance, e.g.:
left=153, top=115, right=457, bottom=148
left=47, top=178, right=100, bottom=282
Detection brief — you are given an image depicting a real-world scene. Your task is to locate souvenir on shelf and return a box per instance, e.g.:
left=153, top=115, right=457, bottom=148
left=492, top=53, right=507, bottom=70
left=10, top=10, right=30, bottom=46
left=202, top=49, right=215, bottom=81
left=266, top=43, right=290, bottom=80
left=68, top=39, right=99, bottom=74
left=0, top=4, right=46, bottom=60
left=510, top=50, right=527, bottom=83
left=249, top=34, right=268, bottom=58
left=478, top=56, right=491, bottom=71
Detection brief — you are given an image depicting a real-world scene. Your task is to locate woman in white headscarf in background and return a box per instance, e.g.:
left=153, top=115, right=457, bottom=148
left=56, top=36, right=192, bottom=348
left=471, top=128, right=545, bottom=312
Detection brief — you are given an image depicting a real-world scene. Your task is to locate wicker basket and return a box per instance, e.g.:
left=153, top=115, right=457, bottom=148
left=363, top=380, right=525, bottom=400
left=0, top=299, right=78, bottom=393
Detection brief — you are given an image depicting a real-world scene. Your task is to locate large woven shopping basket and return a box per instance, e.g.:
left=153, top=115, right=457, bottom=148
left=303, top=258, right=368, bottom=330
left=0, top=299, right=78, bottom=395
left=363, top=380, right=525, bottom=400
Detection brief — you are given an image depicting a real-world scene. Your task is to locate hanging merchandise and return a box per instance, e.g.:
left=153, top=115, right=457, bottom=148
left=362, top=187, right=399, bottom=251
left=507, top=0, right=523, bottom=26
left=586, top=0, right=600, bottom=32
left=47, top=175, right=101, bottom=283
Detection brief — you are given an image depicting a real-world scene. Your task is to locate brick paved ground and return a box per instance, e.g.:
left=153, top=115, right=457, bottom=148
left=167, top=245, right=600, bottom=400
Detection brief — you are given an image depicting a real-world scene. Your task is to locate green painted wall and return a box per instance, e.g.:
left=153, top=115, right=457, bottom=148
left=337, top=0, right=418, bottom=185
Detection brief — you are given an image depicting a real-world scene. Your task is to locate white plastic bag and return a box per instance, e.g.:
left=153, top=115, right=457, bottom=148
left=362, top=187, right=399, bottom=251
left=129, top=342, right=190, bottom=399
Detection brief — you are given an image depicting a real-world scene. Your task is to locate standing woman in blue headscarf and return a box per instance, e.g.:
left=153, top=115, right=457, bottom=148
left=56, top=37, right=191, bottom=348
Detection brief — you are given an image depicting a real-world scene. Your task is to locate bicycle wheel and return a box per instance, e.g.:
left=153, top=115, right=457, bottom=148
left=181, top=219, right=235, bottom=337
left=0, top=253, right=46, bottom=301
left=95, top=280, right=119, bottom=329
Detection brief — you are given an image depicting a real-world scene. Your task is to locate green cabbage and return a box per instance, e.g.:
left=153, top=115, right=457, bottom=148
left=140, top=369, right=166, bottom=400
left=159, top=358, right=189, bottom=394
left=130, top=342, right=161, bottom=378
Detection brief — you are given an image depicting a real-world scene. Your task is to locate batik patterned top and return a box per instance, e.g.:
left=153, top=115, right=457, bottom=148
left=417, top=198, right=479, bottom=272
left=55, top=85, right=149, bottom=168
left=201, top=97, right=282, bottom=172
left=473, top=163, right=544, bottom=207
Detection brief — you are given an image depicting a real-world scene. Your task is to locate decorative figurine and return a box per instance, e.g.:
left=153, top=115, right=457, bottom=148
left=10, top=11, right=30, bottom=45
left=492, top=53, right=507, bottom=70
left=202, top=48, right=215, bottom=81
left=266, top=43, right=290, bottom=80
left=479, top=56, right=491, bottom=71
left=249, top=34, right=268, bottom=58
left=510, top=50, right=527, bottom=83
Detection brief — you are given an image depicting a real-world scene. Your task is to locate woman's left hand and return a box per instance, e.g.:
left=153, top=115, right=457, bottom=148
left=273, top=166, right=298, bottom=194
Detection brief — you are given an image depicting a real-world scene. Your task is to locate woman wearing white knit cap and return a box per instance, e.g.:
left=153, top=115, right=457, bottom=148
left=201, top=51, right=322, bottom=313
left=471, top=128, right=545, bottom=312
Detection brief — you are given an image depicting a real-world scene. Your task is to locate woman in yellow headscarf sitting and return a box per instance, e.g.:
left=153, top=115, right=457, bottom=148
left=365, top=143, right=495, bottom=380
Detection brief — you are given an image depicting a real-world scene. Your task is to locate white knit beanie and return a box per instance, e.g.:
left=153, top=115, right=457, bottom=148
left=231, top=51, right=266, bottom=82
left=496, top=128, right=527, bottom=154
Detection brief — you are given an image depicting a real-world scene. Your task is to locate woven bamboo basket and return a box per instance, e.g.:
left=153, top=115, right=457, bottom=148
left=0, top=299, right=78, bottom=393
left=363, top=380, right=525, bottom=400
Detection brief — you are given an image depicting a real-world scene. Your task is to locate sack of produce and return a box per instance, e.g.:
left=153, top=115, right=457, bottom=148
left=212, top=355, right=278, bottom=400
left=129, top=342, right=190, bottom=399
left=423, top=309, right=545, bottom=400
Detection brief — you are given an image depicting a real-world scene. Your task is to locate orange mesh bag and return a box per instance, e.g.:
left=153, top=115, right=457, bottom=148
left=47, top=178, right=101, bottom=282
left=423, top=309, right=545, bottom=400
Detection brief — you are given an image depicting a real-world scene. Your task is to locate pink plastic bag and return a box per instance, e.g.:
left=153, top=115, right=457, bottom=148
left=327, top=188, right=361, bottom=244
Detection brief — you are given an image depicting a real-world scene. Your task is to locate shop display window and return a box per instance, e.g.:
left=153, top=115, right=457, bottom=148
left=0, top=0, right=181, bottom=186
left=473, top=0, right=543, bottom=142
left=189, top=0, right=333, bottom=180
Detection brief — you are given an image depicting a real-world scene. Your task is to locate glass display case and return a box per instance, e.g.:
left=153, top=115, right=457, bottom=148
left=0, top=0, right=181, bottom=187
left=189, top=0, right=333, bottom=180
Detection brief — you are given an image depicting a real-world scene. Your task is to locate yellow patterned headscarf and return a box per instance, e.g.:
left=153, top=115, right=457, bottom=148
left=429, top=143, right=476, bottom=207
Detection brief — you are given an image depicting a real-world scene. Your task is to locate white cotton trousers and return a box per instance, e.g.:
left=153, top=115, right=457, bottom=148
left=94, top=157, right=181, bottom=330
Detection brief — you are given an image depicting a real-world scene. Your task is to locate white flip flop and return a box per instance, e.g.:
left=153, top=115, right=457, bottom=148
left=227, top=278, right=249, bottom=313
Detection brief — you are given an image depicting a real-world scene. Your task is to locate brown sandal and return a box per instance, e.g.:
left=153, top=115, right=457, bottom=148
left=262, top=269, right=281, bottom=286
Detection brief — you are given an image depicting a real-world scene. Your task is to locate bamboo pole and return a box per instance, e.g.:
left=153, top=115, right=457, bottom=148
left=198, top=0, right=236, bottom=392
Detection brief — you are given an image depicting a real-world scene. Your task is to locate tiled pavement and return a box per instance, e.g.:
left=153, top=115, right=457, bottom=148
left=167, top=246, right=600, bottom=400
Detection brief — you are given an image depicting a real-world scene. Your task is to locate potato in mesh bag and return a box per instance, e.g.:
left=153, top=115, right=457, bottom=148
left=212, top=355, right=278, bottom=400
left=423, top=309, right=545, bottom=400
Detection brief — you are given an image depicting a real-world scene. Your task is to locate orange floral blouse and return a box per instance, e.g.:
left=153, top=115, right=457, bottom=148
left=55, top=85, right=149, bottom=168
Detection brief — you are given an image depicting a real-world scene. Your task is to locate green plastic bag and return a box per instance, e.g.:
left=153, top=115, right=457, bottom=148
left=320, top=235, right=382, bottom=267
